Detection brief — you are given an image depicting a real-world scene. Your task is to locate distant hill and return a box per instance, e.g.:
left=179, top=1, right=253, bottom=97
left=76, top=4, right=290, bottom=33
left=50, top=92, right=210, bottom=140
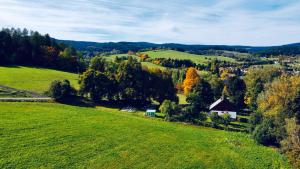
left=284, top=43, right=300, bottom=47
left=55, top=39, right=300, bottom=56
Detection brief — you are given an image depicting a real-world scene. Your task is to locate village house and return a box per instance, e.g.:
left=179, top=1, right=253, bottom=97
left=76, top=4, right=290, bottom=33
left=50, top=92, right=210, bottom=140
left=209, top=97, right=237, bottom=119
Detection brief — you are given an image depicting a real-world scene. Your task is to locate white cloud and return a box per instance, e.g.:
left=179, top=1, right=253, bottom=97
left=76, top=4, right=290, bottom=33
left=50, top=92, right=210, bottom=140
left=0, top=0, right=299, bottom=45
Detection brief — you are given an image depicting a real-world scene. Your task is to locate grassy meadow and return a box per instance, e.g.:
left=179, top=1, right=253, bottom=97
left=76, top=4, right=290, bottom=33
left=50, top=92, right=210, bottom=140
left=0, top=66, right=79, bottom=94
left=143, top=50, right=237, bottom=64
left=106, top=50, right=237, bottom=67
left=104, top=54, right=167, bottom=70
left=177, top=93, right=188, bottom=105
left=0, top=102, right=290, bottom=169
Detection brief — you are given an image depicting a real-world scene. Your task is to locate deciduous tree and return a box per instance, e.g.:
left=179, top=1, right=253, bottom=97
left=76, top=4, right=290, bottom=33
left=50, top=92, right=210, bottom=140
left=183, top=67, right=200, bottom=96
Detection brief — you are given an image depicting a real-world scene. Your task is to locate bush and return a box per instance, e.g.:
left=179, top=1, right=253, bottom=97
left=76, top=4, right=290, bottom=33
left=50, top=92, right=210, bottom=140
left=210, top=112, right=221, bottom=128
left=48, top=79, right=76, bottom=101
left=199, top=112, right=208, bottom=122
left=193, top=112, right=208, bottom=126
left=249, top=112, right=263, bottom=131
left=249, top=112, right=263, bottom=125
left=181, top=106, right=200, bottom=123
left=237, top=116, right=249, bottom=123
left=252, top=117, right=284, bottom=146
left=159, top=100, right=180, bottom=121
left=220, top=113, right=231, bottom=127
left=280, top=118, right=300, bottom=168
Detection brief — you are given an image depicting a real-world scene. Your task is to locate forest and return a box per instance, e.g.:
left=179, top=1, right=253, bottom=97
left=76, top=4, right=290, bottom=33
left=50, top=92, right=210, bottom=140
left=0, top=28, right=86, bottom=72
left=58, top=39, right=300, bottom=57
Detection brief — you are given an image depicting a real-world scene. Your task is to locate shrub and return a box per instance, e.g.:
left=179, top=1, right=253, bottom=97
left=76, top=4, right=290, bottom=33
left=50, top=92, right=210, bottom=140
left=249, top=112, right=263, bottom=131
left=159, top=100, right=180, bottom=121
left=199, top=112, right=208, bottom=122
left=280, top=118, right=300, bottom=168
left=181, top=105, right=199, bottom=123
left=252, top=117, right=284, bottom=146
left=210, top=112, right=221, bottom=128
left=48, top=79, right=76, bottom=101
left=237, top=116, right=249, bottom=123
left=220, top=113, right=231, bottom=127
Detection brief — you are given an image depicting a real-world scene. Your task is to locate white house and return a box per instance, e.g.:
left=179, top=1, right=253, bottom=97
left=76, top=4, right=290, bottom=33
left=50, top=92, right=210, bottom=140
left=209, top=97, right=237, bottom=119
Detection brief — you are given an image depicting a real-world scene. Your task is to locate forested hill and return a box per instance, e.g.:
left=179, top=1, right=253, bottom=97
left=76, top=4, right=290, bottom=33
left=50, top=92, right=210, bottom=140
left=56, top=39, right=300, bottom=56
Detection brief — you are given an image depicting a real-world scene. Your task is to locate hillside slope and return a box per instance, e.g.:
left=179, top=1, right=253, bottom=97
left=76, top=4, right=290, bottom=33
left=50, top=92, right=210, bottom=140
left=143, top=50, right=236, bottom=64
left=0, top=66, right=79, bottom=94
left=0, top=102, right=290, bottom=169
left=107, top=50, right=236, bottom=66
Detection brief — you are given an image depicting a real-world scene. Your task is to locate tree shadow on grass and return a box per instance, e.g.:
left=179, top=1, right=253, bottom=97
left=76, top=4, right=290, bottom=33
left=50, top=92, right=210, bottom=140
left=230, top=122, right=247, bottom=129
left=0, top=65, right=21, bottom=68
left=57, top=96, right=96, bottom=108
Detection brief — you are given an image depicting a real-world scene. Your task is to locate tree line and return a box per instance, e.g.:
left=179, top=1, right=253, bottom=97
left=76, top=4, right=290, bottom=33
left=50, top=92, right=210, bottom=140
left=0, top=28, right=86, bottom=72
left=78, top=56, right=178, bottom=105
left=151, top=58, right=195, bottom=68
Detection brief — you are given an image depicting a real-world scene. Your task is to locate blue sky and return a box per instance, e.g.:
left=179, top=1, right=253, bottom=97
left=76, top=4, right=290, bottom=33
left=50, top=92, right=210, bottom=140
left=0, top=0, right=299, bottom=46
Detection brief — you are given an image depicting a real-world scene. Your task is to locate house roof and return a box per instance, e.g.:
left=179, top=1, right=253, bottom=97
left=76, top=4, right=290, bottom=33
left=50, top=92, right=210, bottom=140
left=209, top=97, right=236, bottom=112
left=146, top=109, right=156, bottom=113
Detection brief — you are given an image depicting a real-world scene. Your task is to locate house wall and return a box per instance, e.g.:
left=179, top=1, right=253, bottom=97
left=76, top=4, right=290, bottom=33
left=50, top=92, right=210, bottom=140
left=210, top=111, right=237, bottom=119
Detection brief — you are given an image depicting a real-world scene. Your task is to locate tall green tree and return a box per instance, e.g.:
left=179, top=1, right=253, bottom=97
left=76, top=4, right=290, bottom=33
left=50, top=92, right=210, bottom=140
left=90, top=56, right=106, bottom=72
left=209, top=75, right=224, bottom=100
left=79, top=70, right=112, bottom=101
left=116, top=57, right=145, bottom=101
left=149, top=69, right=178, bottom=104
left=186, top=79, right=213, bottom=112
left=223, top=75, right=246, bottom=110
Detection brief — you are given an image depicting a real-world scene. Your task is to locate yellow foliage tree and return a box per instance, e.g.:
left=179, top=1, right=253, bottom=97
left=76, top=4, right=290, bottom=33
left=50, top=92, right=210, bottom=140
left=182, top=67, right=200, bottom=96
left=139, top=53, right=149, bottom=61
left=220, top=69, right=234, bottom=80
left=257, top=74, right=300, bottom=117
left=222, top=85, right=229, bottom=97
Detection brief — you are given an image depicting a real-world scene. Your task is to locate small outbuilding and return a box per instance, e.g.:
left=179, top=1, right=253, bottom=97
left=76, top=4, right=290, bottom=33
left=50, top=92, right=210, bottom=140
left=209, top=97, right=237, bottom=119
left=145, top=109, right=156, bottom=117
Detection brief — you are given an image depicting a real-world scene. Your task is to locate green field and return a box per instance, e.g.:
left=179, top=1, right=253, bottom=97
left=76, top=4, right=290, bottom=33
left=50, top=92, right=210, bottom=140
left=104, top=54, right=167, bottom=70
left=177, top=93, right=187, bottom=105
left=106, top=50, right=237, bottom=67
left=0, top=102, right=290, bottom=168
left=0, top=66, right=79, bottom=94
left=143, top=50, right=236, bottom=64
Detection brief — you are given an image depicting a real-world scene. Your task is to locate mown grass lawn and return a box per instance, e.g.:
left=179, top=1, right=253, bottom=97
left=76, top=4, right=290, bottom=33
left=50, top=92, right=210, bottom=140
left=0, top=102, right=290, bottom=169
left=0, top=66, right=79, bottom=93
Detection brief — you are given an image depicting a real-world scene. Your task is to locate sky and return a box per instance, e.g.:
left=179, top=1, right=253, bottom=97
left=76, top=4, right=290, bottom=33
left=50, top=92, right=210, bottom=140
left=0, top=0, right=299, bottom=46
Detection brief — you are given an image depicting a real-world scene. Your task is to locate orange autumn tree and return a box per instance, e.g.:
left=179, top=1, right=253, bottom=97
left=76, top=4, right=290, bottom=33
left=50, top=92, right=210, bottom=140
left=139, top=53, right=149, bottom=61
left=183, top=67, right=200, bottom=96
